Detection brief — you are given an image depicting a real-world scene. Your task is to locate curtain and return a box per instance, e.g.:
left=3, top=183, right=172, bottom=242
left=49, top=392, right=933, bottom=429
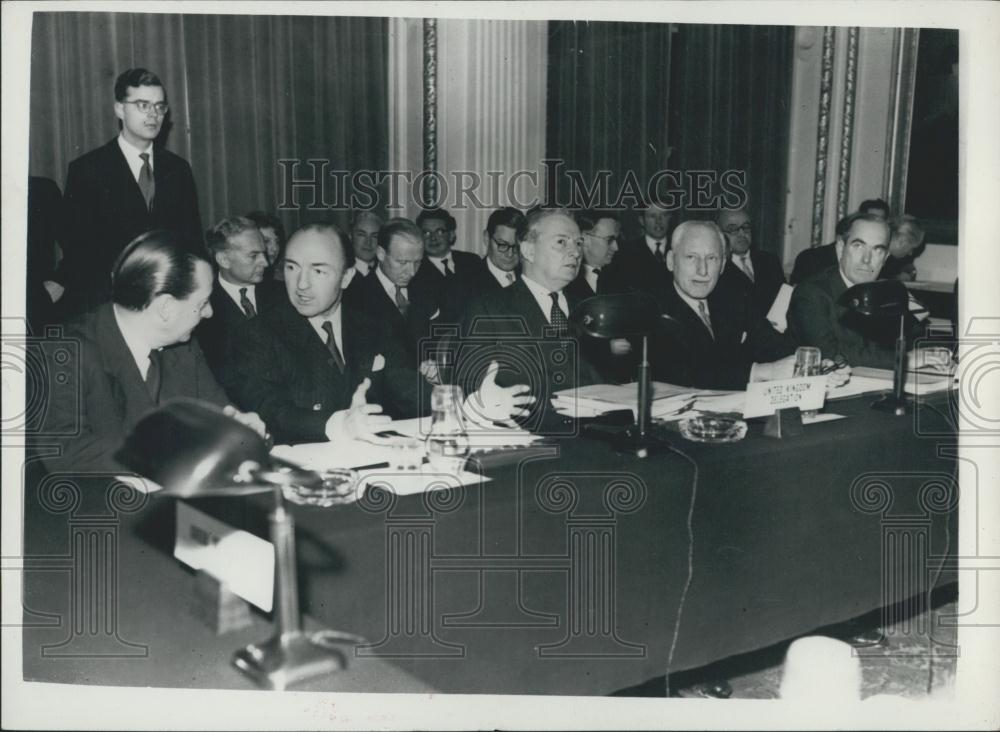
left=29, top=12, right=389, bottom=236
left=546, top=21, right=793, bottom=254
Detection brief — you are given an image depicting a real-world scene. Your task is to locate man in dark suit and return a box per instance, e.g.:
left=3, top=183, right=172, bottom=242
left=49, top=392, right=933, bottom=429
left=650, top=221, right=797, bottom=390
left=343, top=209, right=382, bottom=290
left=411, top=207, right=485, bottom=320
left=347, top=218, right=443, bottom=368
left=469, top=206, right=524, bottom=292
left=456, top=207, right=603, bottom=431
left=230, top=224, right=421, bottom=445
left=717, top=207, right=786, bottom=318
left=600, top=201, right=672, bottom=296
left=790, top=199, right=890, bottom=285
left=42, top=230, right=264, bottom=475
left=60, top=68, right=202, bottom=314
left=195, top=216, right=286, bottom=393
left=787, top=212, right=934, bottom=369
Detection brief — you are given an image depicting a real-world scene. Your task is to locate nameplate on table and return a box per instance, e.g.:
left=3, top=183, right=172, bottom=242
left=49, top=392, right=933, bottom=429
left=174, top=502, right=274, bottom=612
left=743, top=376, right=826, bottom=419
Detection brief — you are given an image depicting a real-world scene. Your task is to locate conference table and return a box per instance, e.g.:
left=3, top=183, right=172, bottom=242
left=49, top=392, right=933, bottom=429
left=21, top=390, right=959, bottom=696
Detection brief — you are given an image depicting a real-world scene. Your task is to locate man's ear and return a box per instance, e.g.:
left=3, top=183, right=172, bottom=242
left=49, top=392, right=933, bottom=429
left=666, top=249, right=676, bottom=273
left=214, top=250, right=229, bottom=271
left=519, top=239, right=534, bottom=265
left=151, top=294, right=174, bottom=323
left=375, top=247, right=386, bottom=264
left=113, top=102, right=125, bottom=122
left=835, top=239, right=845, bottom=262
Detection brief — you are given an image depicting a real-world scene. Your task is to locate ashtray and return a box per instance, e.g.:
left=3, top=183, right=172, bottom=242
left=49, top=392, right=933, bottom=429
left=679, top=416, right=748, bottom=443
left=282, top=468, right=360, bottom=507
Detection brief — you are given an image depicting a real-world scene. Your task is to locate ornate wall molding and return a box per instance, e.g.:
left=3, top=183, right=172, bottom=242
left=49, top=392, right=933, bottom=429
left=811, top=26, right=836, bottom=247
left=836, top=27, right=859, bottom=221
left=422, top=18, right=438, bottom=206
left=883, top=28, right=920, bottom=216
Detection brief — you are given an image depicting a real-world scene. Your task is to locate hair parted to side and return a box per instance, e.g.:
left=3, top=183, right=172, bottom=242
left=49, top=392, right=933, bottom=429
left=111, top=230, right=206, bottom=311
left=858, top=198, right=891, bottom=217
left=377, top=217, right=424, bottom=251
left=485, top=206, right=526, bottom=237
left=204, top=216, right=260, bottom=257
left=836, top=211, right=892, bottom=242
left=349, top=209, right=384, bottom=229
left=518, top=205, right=574, bottom=244
left=114, top=68, right=164, bottom=102
left=415, top=207, right=456, bottom=231
left=288, top=222, right=355, bottom=268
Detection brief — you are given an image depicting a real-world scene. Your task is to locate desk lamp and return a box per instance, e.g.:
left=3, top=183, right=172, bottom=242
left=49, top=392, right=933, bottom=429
left=569, top=293, right=679, bottom=457
left=838, top=279, right=924, bottom=416
left=115, top=398, right=348, bottom=690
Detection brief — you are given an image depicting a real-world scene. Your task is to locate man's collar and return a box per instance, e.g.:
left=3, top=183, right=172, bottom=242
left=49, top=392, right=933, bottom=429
left=375, top=264, right=401, bottom=296
left=486, top=256, right=515, bottom=284
left=673, top=282, right=708, bottom=314
left=117, top=132, right=154, bottom=158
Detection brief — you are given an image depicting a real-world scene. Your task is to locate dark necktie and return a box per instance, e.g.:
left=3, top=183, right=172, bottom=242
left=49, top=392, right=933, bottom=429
left=321, top=321, right=345, bottom=373
left=138, top=152, right=155, bottom=211
left=697, top=300, right=715, bottom=339
left=549, top=292, right=569, bottom=333
left=395, top=285, right=409, bottom=316
left=654, top=241, right=665, bottom=264
left=443, top=258, right=454, bottom=277
left=738, top=254, right=755, bottom=282
left=505, top=271, right=515, bottom=285
left=145, top=349, right=162, bottom=403
left=239, top=287, right=257, bottom=318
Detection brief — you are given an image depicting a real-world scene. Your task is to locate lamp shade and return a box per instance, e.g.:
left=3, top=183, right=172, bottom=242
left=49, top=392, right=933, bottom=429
left=115, top=398, right=279, bottom=497
left=837, top=280, right=910, bottom=317
left=569, top=293, right=676, bottom=338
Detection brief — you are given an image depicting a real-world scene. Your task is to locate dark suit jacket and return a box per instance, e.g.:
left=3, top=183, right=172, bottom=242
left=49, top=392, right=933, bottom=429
left=345, top=269, right=444, bottom=364
left=564, top=268, right=637, bottom=382
left=457, top=279, right=603, bottom=430
left=790, top=242, right=837, bottom=285
left=650, top=283, right=796, bottom=390
left=727, top=249, right=787, bottom=317
left=61, top=138, right=202, bottom=311
left=787, top=266, right=917, bottom=369
left=27, top=177, right=64, bottom=331
left=411, top=249, right=483, bottom=323
left=467, top=256, right=520, bottom=294
left=42, top=304, right=227, bottom=474
left=600, top=236, right=671, bottom=296
left=228, top=298, right=422, bottom=444
left=195, top=277, right=286, bottom=395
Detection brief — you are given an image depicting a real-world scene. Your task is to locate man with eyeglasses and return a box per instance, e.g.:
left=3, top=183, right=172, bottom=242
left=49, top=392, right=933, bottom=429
left=716, top=207, right=786, bottom=317
left=59, top=68, right=202, bottom=315
left=474, top=206, right=524, bottom=291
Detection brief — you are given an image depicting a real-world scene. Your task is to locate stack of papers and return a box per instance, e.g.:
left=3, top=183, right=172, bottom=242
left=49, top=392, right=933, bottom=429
left=552, top=382, right=740, bottom=421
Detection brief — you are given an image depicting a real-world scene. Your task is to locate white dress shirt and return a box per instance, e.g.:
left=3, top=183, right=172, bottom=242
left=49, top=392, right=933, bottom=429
left=732, top=252, right=755, bottom=280
left=308, top=303, right=344, bottom=354
left=428, top=254, right=454, bottom=277
left=354, top=259, right=374, bottom=277
left=645, top=235, right=667, bottom=259
left=583, top=264, right=600, bottom=293
left=117, top=134, right=154, bottom=183
left=674, top=283, right=711, bottom=326
left=375, top=265, right=407, bottom=304
left=521, top=275, right=569, bottom=324
left=217, top=274, right=257, bottom=312
left=486, top=257, right=517, bottom=287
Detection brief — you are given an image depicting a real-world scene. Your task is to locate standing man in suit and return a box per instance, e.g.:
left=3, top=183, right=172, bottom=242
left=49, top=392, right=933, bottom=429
left=60, top=68, right=202, bottom=314
left=717, top=207, right=786, bottom=317
left=601, top=201, right=672, bottom=295
left=411, top=207, right=482, bottom=320
left=42, top=230, right=264, bottom=475
left=787, top=212, right=941, bottom=370
left=229, top=224, right=421, bottom=445
left=457, top=207, right=603, bottom=430
left=650, top=221, right=799, bottom=390
left=196, top=216, right=285, bottom=392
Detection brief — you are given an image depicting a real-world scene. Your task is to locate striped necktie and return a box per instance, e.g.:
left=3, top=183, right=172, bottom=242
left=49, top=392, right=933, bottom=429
left=697, top=300, right=714, bottom=339
left=239, top=287, right=257, bottom=318
left=138, top=152, right=155, bottom=211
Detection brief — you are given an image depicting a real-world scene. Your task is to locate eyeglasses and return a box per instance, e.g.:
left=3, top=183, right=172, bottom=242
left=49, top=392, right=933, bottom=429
left=123, top=100, right=170, bottom=117
left=721, top=223, right=752, bottom=235
left=490, top=237, right=519, bottom=254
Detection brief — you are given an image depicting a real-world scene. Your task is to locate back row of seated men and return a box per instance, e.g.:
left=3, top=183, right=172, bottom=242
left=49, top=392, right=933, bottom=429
left=43, top=196, right=944, bottom=474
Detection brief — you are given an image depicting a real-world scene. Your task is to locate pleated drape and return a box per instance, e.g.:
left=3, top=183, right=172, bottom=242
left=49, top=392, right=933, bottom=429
left=29, top=11, right=389, bottom=236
